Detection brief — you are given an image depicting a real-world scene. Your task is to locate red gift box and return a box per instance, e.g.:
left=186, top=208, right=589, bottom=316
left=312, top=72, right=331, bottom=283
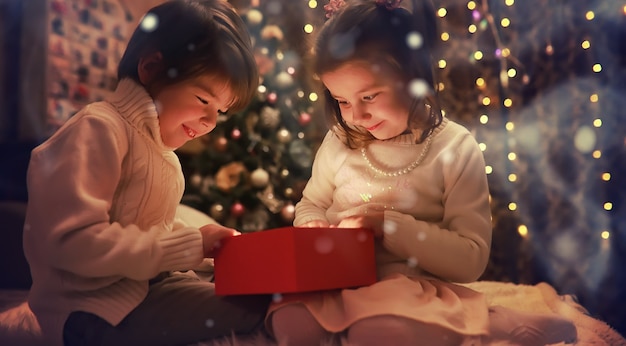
left=214, top=226, right=377, bottom=295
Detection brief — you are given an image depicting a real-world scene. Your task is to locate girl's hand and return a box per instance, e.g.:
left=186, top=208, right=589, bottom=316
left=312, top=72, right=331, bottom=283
left=299, top=220, right=331, bottom=228
left=337, top=212, right=385, bottom=237
left=199, top=224, right=240, bottom=257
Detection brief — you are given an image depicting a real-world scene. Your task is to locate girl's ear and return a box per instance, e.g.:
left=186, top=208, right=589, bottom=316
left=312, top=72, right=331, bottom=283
left=137, top=51, right=165, bottom=85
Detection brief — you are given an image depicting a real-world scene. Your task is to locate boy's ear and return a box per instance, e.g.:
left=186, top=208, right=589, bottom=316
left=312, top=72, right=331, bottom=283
left=137, top=51, right=165, bottom=85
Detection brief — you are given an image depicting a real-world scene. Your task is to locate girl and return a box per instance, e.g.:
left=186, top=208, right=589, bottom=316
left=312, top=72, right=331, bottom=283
left=268, top=0, right=577, bottom=345
left=23, top=1, right=270, bottom=345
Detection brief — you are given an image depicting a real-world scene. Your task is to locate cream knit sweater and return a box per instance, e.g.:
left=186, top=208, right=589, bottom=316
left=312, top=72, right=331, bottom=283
left=294, top=118, right=492, bottom=284
left=23, top=79, right=205, bottom=344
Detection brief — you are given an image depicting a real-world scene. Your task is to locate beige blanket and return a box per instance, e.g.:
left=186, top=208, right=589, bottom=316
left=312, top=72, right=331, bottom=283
left=1, top=281, right=624, bottom=345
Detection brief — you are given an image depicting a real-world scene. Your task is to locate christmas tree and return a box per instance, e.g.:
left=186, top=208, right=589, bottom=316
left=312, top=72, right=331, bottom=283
left=178, top=1, right=326, bottom=232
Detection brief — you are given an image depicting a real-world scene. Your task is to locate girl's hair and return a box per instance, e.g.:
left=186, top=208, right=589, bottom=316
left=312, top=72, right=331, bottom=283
left=118, top=0, right=258, bottom=112
left=314, top=0, right=442, bottom=148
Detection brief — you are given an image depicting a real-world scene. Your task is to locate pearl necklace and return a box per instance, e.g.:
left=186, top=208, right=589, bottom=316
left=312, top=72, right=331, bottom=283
left=360, top=135, right=433, bottom=177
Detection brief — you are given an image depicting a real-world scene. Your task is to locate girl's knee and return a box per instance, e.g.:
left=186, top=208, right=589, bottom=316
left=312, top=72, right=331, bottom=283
left=270, top=304, right=331, bottom=346
left=348, top=315, right=462, bottom=346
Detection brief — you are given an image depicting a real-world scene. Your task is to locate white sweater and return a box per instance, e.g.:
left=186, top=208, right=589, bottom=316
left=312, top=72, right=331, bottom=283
left=294, top=118, right=492, bottom=284
left=23, top=79, right=205, bottom=344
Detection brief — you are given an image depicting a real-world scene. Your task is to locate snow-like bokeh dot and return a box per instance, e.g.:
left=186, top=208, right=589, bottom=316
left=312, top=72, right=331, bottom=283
left=406, top=31, right=423, bottom=49
left=140, top=13, right=159, bottom=33
left=417, top=231, right=427, bottom=241
left=205, top=319, right=215, bottom=328
left=383, top=220, right=397, bottom=235
left=167, top=68, right=178, bottom=79
left=357, top=230, right=369, bottom=242
left=272, top=293, right=283, bottom=303
left=187, top=43, right=196, bottom=51
left=315, top=236, right=334, bottom=254
left=23, top=223, right=30, bottom=231
left=407, top=257, right=418, bottom=267
left=573, top=126, right=596, bottom=153
left=409, top=79, right=429, bottom=98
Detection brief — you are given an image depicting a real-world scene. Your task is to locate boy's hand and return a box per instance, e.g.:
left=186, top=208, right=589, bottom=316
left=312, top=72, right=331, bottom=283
left=199, top=224, right=240, bottom=257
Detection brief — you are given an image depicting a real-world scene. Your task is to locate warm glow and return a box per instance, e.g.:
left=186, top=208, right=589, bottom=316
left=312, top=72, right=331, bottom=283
left=601, top=231, right=610, bottom=240
left=438, top=59, right=447, bottom=68
left=508, top=173, right=517, bottom=182
left=482, top=96, right=491, bottom=105
left=518, top=225, right=528, bottom=238
left=304, top=24, right=313, bottom=34
left=602, top=172, right=611, bottom=181
left=593, top=150, right=602, bottom=159
left=593, top=64, right=602, bottom=72
left=590, top=93, right=599, bottom=102
left=467, top=1, right=476, bottom=10
left=508, top=202, right=517, bottom=211
left=503, top=98, right=513, bottom=107
left=441, top=32, right=450, bottom=41
left=593, top=119, right=602, bottom=127
left=507, top=68, right=517, bottom=77
left=604, top=202, right=613, bottom=211
left=309, top=92, right=318, bottom=102
left=437, top=7, right=447, bottom=17
left=469, top=24, right=477, bottom=33
left=476, top=77, right=486, bottom=88
left=485, top=165, right=493, bottom=174
left=480, top=114, right=489, bottom=124
left=586, top=11, right=595, bottom=20
left=308, top=0, right=318, bottom=8
left=501, top=18, right=511, bottom=27
left=582, top=40, right=591, bottom=49
left=505, top=0, right=515, bottom=6
left=479, top=142, right=487, bottom=151
left=506, top=122, right=515, bottom=131
left=474, top=51, right=484, bottom=60
left=508, top=152, right=517, bottom=161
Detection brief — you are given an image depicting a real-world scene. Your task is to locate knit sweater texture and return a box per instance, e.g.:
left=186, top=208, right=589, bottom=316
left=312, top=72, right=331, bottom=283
left=294, top=118, right=492, bottom=283
left=23, top=79, right=205, bottom=345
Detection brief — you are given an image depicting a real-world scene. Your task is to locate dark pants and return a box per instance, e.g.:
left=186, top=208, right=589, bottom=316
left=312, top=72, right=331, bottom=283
left=63, top=272, right=271, bottom=346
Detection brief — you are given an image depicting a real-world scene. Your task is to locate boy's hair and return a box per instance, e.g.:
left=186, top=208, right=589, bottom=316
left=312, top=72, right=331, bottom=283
left=118, top=0, right=258, bottom=112
left=314, top=0, right=442, bottom=148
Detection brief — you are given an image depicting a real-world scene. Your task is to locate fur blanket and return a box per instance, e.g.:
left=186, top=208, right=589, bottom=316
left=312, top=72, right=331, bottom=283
left=1, top=280, right=624, bottom=346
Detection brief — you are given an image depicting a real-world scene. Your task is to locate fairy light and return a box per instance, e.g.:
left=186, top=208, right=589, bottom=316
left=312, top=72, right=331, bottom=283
left=485, top=165, right=493, bottom=174
left=601, top=173, right=611, bottom=181
left=468, top=24, right=478, bottom=33
left=603, top=202, right=613, bottom=211
left=601, top=231, right=610, bottom=240
left=304, top=24, right=314, bottom=34
left=592, top=64, right=602, bottom=73
left=508, top=173, right=517, bottom=182
left=437, top=7, right=447, bottom=17
left=467, top=1, right=476, bottom=10
left=308, top=0, right=317, bottom=9
left=585, top=11, right=595, bottom=20
left=441, top=32, right=450, bottom=41
left=479, top=142, right=487, bottom=151
left=582, top=40, right=591, bottom=49
left=438, top=59, right=447, bottom=68
left=476, top=77, right=486, bottom=88
left=479, top=114, right=489, bottom=124
left=508, top=202, right=517, bottom=211
left=500, top=18, right=511, bottom=28
left=308, top=92, right=318, bottom=102
left=518, top=225, right=528, bottom=238
left=503, top=98, right=513, bottom=107
left=590, top=93, right=599, bottom=102
left=473, top=50, right=483, bottom=60
left=593, top=119, right=602, bottom=127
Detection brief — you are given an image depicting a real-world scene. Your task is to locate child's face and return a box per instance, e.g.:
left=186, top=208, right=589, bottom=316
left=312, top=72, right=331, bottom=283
left=321, top=61, right=411, bottom=140
left=151, top=74, right=233, bottom=149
